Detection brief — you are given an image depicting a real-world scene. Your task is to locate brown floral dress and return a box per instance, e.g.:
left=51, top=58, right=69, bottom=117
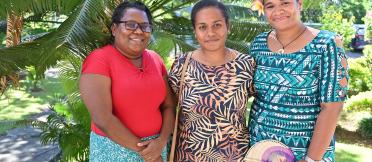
left=169, top=51, right=255, bottom=162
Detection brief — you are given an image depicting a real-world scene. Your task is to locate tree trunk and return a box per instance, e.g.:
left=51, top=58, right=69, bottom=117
left=1, top=11, right=23, bottom=95
left=6, top=10, right=23, bottom=47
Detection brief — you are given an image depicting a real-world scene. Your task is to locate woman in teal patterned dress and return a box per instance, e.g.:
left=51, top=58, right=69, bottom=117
left=249, top=0, right=348, bottom=162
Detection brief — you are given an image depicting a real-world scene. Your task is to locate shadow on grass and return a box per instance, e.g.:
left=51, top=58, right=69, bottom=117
left=0, top=78, right=67, bottom=133
left=335, top=149, right=360, bottom=162
left=336, top=126, right=372, bottom=148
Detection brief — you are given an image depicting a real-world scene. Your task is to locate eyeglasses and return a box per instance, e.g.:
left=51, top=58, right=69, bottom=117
left=116, top=21, right=152, bottom=33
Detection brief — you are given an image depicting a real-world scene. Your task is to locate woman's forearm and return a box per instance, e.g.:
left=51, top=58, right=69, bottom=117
left=158, top=76, right=176, bottom=146
left=158, top=106, right=175, bottom=146
left=306, top=102, right=343, bottom=160
left=94, top=114, right=143, bottom=152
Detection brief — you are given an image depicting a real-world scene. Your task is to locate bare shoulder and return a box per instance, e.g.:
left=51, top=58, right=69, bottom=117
left=333, top=35, right=344, bottom=48
left=307, top=27, right=321, bottom=37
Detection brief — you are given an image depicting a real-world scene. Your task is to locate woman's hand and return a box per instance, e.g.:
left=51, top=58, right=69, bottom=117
left=298, top=160, right=306, bottom=162
left=145, top=156, right=163, bottom=162
left=138, top=137, right=167, bottom=162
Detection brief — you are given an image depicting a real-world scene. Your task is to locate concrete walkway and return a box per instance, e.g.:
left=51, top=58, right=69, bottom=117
left=346, top=51, right=363, bottom=59
left=0, top=110, right=60, bottom=162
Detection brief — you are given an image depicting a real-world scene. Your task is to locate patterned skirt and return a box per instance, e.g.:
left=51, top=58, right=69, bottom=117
left=89, top=132, right=168, bottom=162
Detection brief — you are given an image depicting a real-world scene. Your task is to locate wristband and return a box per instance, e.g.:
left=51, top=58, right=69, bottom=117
left=304, top=155, right=322, bottom=162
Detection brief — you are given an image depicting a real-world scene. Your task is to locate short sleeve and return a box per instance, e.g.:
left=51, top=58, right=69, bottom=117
left=319, top=37, right=349, bottom=103
left=238, top=53, right=256, bottom=97
left=81, top=49, right=110, bottom=77
left=147, top=50, right=167, bottom=76
left=168, top=54, right=186, bottom=96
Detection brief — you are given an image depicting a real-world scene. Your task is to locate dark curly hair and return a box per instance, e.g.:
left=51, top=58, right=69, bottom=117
left=191, top=0, right=229, bottom=28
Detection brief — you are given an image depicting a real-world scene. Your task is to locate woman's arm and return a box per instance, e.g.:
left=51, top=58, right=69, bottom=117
left=302, top=102, right=343, bottom=161
left=158, top=75, right=176, bottom=145
left=138, top=75, right=176, bottom=160
left=80, top=74, right=144, bottom=152
left=300, top=35, right=347, bottom=162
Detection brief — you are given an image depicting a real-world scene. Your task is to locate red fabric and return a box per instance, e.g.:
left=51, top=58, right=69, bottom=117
left=82, top=45, right=167, bottom=138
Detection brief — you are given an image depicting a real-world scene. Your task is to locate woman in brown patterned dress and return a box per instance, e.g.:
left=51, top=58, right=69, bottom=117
left=168, top=0, right=255, bottom=161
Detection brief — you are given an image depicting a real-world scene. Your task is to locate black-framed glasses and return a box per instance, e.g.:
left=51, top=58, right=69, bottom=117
left=116, top=20, right=152, bottom=33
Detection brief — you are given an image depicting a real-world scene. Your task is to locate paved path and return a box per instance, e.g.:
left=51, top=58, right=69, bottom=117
left=346, top=51, right=363, bottom=59
left=0, top=110, right=60, bottom=162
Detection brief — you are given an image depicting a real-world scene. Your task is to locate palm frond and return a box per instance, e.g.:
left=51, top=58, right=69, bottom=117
left=151, top=0, right=198, bottom=19
left=150, top=31, right=195, bottom=59
left=156, top=16, right=193, bottom=35
left=229, top=21, right=271, bottom=42
left=226, top=39, right=251, bottom=54
left=0, top=0, right=109, bottom=76
left=0, top=0, right=82, bottom=19
left=225, top=5, right=259, bottom=20
left=0, top=42, right=42, bottom=76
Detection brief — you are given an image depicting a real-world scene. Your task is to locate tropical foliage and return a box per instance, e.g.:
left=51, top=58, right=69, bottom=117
left=320, top=5, right=355, bottom=48
left=0, top=0, right=269, bottom=77
left=345, top=91, right=372, bottom=113
left=358, top=117, right=372, bottom=138
left=365, top=11, right=372, bottom=41
left=348, top=45, right=372, bottom=95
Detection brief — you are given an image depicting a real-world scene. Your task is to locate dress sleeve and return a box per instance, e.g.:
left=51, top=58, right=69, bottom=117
left=150, top=50, right=167, bottom=76
left=81, top=50, right=110, bottom=77
left=319, top=37, right=349, bottom=103
left=168, top=54, right=185, bottom=96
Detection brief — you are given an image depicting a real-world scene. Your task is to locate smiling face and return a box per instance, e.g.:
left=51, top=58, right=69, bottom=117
left=111, top=8, right=151, bottom=57
left=263, top=0, right=302, bottom=30
left=194, top=7, right=229, bottom=52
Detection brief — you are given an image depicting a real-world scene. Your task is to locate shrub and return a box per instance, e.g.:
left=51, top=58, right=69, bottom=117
left=357, top=117, right=372, bottom=138
left=364, top=11, right=372, bottom=41
left=348, top=60, right=372, bottom=95
left=362, top=44, right=372, bottom=66
left=345, top=91, right=372, bottom=113
left=320, top=6, right=355, bottom=48
left=348, top=45, right=372, bottom=95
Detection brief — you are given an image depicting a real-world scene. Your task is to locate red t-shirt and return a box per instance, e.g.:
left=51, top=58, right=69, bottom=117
left=82, top=45, right=167, bottom=138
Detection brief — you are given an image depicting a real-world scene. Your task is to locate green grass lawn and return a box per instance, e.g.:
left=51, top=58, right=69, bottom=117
left=336, top=142, right=372, bottom=162
left=0, top=78, right=65, bottom=134
left=0, top=89, right=48, bottom=120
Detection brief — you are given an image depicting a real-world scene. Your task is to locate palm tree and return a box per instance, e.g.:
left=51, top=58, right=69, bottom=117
left=0, top=0, right=269, bottom=161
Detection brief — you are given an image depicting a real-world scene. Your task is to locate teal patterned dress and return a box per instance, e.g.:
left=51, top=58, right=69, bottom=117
left=248, top=30, right=348, bottom=161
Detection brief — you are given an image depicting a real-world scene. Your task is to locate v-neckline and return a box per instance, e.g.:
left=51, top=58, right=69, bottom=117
left=111, top=45, right=147, bottom=72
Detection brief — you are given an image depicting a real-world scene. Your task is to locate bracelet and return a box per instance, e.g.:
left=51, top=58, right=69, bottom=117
left=304, top=155, right=323, bottom=162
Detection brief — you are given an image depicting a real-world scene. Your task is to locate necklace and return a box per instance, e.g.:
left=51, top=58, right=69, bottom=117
left=274, top=26, right=307, bottom=54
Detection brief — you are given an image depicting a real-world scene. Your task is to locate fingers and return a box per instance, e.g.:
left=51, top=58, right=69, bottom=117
left=139, top=142, right=152, bottom=158
left=153, top=156, right=163, bottom=162
left=137, top=140, right=152, bottom=147
left=144, top=156, right=162, bottom=162
left=138, top=138, right=163, bottom=161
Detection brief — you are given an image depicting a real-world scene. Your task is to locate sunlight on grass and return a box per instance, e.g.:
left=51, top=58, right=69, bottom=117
left=336, top=142, right=372, bottom=162
left=0, top=78, right=65, bottom=134
left=0, top=89, right=48, bottom=121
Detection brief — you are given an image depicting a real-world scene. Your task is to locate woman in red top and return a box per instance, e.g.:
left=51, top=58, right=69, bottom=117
left=79, top=1, right=174, bottom=161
